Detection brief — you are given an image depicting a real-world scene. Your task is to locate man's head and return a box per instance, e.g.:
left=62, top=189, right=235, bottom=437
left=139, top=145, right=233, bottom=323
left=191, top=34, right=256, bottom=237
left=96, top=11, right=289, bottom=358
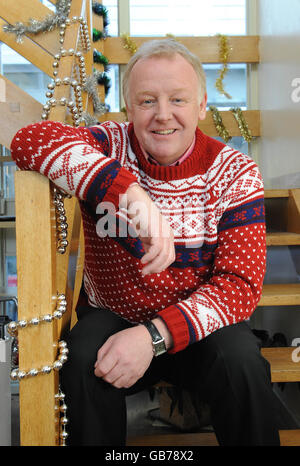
left=123, top=39, right=207, bottom=166
left=123, top=39, right=207, bottom=105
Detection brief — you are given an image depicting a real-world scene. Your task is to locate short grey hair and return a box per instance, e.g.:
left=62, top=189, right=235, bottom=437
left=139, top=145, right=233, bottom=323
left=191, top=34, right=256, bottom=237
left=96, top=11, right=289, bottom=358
left=122, top=38, right=207, bottom=105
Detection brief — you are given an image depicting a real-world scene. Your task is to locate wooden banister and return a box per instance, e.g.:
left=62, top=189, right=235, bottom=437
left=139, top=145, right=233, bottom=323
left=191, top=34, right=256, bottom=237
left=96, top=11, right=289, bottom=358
left=13, top=0, right=93, bottom=446
left=102, top=35, right=260, bottom=65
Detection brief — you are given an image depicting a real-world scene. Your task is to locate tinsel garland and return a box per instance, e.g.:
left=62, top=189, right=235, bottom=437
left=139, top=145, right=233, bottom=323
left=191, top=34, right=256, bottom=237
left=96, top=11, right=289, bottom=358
left=93, top=28, right=105, bottom=42
left=215, top=34, right=232, bottom=100
left=121, top=33, right=138, bottom=56
left=230, top=107, right=253, bottom=143
left=96, top=71, right=111, bottom=96
left=120, top=33, right=179, bottom=56
left=92, top=2, right=109, bottom=29
left=209, top=106, right=232, bottom=143
left=2, top=0, right=71, bottom=43
left=92, top=2, right=109, bottom=39
left=91, top=2, right=110, bottom=99
left=93, top=49, right=109, bottom=70
left=209, top=105, right=253, bottom=144
left=212, top=35, right=253, bottom=144
left=82, top=71, right=109, bottom=123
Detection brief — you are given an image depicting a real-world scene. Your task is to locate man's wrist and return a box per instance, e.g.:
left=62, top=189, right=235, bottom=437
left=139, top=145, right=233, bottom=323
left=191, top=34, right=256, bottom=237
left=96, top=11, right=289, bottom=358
left=151, top=317, right=173, bottom=351
left=142, top=320, right=167, bottom=357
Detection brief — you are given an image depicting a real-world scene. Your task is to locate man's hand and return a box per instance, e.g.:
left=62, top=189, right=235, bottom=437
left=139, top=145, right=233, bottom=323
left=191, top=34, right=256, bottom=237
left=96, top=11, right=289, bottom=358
left=94, top=318, right=173, bottom=389
left=94, top=325, right=154, bottom=388
left=120, top=184, right=175, bottom=275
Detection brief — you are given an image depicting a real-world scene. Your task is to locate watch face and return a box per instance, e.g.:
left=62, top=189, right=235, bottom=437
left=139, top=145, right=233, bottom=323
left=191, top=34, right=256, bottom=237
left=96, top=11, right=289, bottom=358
left=154, top=339, right=166, bottom=356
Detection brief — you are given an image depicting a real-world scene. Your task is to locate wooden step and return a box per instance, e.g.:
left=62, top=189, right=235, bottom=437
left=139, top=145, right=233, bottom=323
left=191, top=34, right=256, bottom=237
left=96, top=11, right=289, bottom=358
left=264, top=189, right=290, bottom=198
left=279, top=430, right=300, bottom=446
left=266, top=232, right=300, bottom=246
left=127, top=432, right=218, bottom=447
left=259, top=284, right=300, bottom=306
left=262, top=347, right=300, bottom=382
left=127, top=429, right=300, bottom=446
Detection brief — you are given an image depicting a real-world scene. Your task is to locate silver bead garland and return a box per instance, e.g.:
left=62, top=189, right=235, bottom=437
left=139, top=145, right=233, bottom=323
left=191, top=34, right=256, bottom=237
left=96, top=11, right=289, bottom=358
left=7, top=294, right=67, bottom=337
left=56, top=16, right=91, bottom=52
left=53, top=187, right=72, bottom=254
left=41, top=14, right=91, bottom=127
left=10, top=340, right=69, bottom=381
left=55, top=388, right=68, bottom=446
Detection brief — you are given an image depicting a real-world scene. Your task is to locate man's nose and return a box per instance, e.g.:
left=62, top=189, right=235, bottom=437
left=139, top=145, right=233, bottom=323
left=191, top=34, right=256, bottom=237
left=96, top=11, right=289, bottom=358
left=155, top=100, right=172, bottom=121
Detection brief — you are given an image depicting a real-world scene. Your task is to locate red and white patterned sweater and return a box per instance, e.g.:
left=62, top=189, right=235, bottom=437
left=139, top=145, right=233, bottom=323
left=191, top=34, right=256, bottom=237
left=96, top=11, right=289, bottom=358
left=10, top=120, right=266, bottom=353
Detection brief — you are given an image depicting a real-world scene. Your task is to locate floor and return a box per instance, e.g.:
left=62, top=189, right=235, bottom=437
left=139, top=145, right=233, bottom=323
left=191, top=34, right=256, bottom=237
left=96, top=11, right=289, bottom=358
left=11, top=393, right=20, bottom=446
left=10, top=383, right=300, bottom=446
left=10, top=388, right=199, bottom=446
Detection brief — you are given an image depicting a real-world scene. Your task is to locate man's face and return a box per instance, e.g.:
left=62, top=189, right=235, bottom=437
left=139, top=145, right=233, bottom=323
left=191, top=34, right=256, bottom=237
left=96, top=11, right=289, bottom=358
left=126, top=54, right=207, bottom=166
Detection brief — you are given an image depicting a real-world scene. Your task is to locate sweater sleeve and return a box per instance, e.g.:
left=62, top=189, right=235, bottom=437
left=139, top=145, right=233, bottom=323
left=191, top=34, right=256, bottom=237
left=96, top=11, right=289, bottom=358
left=158, top=159, right=266, bottom=354
left=10, top=121, right=137, bottom=208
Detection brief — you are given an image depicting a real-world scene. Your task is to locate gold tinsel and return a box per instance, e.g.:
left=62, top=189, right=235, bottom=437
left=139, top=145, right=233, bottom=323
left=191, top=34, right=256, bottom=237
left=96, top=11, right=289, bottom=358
left=209, top=105, right=232, bottom=143
left=230, top=108, right=253, bottom=143
left=215, top=34, right=232, bottom=100
left=121, top=33, right=138, bottom=56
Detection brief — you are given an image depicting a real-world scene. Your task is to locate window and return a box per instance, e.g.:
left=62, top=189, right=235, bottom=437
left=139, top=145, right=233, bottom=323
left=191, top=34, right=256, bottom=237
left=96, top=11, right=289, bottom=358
left=130, top=0, right=246, bottom=37
left=103, top=0, right=248, bottom=152
left=103, top=0, right=118, bottom=37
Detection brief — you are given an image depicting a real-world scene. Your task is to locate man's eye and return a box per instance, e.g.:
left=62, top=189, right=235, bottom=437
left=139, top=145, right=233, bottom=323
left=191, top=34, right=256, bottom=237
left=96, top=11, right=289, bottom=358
left=143, top=99, right=154, bottom=104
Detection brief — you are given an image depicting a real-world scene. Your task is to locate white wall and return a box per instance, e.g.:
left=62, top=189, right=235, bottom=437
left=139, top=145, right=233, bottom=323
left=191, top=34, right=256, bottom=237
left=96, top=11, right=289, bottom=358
left=255, top=0, right=300, bottom=424
left=257, top=0, right=300, bottom=189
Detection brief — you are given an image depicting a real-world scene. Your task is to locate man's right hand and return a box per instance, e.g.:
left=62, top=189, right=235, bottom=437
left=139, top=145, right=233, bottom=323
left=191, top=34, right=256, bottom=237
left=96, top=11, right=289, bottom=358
left=120, top=184, right=175, bottom=275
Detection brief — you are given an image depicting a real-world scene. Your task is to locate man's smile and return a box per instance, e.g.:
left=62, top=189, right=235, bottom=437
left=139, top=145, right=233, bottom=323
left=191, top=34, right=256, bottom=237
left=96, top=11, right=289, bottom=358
left=151, top=129, right=177, bottom=135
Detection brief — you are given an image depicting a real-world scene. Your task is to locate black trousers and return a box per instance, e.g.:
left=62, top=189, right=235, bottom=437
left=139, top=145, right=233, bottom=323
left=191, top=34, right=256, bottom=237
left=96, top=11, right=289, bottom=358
left=60, top=306, right=295, bottom=446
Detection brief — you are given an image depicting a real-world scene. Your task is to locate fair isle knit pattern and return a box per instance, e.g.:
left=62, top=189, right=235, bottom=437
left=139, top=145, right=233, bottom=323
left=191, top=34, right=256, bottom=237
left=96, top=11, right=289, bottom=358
left=11, top=120, right=266, bottom=353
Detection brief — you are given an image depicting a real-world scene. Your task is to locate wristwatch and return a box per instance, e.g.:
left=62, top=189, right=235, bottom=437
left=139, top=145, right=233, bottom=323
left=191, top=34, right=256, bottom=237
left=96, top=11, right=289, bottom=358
left=142, top=320, right=167, bottom=357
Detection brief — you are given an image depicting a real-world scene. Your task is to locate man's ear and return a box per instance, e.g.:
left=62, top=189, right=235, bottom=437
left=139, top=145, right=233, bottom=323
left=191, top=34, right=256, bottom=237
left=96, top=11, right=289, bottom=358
left=198, top=93, right=207, bottom=121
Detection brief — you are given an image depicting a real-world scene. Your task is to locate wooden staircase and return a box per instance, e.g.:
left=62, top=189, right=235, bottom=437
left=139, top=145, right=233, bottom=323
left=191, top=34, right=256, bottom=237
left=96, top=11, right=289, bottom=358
left=258, top=189, right=300, bottom=392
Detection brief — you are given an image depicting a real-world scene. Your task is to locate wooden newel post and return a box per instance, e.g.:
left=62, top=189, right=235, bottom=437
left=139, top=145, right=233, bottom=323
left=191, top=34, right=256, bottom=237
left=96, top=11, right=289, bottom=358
left=15, top=172, right=59, bottom=446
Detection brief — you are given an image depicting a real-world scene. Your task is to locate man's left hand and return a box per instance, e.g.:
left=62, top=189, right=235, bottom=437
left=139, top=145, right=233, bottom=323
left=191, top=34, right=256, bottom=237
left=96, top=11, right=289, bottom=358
left=94, top=325, right=154, bottom=389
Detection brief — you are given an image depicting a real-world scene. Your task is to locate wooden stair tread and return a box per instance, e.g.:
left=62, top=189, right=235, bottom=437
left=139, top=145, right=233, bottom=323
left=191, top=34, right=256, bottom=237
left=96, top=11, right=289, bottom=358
left=127, top=432, right=218, bottom=446
left=279, top=430, right=300, bottom=446
left=264, top=189, right=290, bottom=198
left=262, top=347, right=300, bottom=382
left=264, top=188, right=300, bottom=198
left=259, top=283, right=300, bottom=306
left=266, top=232, right=300, bottom=246
left=127, top=429, right=300, bottom=446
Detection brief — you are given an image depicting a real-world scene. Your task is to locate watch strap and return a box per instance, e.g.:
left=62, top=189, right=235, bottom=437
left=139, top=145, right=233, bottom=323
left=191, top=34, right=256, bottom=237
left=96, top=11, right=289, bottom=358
left=142, top=320, right=167, bottom=356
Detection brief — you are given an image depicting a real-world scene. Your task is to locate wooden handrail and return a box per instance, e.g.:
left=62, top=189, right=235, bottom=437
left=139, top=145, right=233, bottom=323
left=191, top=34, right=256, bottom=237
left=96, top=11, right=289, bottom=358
left=102, top=35, right=260, bottom=65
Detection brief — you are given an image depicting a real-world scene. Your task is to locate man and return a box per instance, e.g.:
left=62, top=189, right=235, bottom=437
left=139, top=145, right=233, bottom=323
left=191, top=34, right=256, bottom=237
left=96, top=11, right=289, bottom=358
left=11, top=39, right=292, bottom=446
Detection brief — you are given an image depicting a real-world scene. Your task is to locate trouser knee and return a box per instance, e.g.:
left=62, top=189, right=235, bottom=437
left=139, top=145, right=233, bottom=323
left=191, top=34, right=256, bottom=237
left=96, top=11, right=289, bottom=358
left=61, top=306, right=133, bottom=387
left=193, top=322, right=271, bottom=403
